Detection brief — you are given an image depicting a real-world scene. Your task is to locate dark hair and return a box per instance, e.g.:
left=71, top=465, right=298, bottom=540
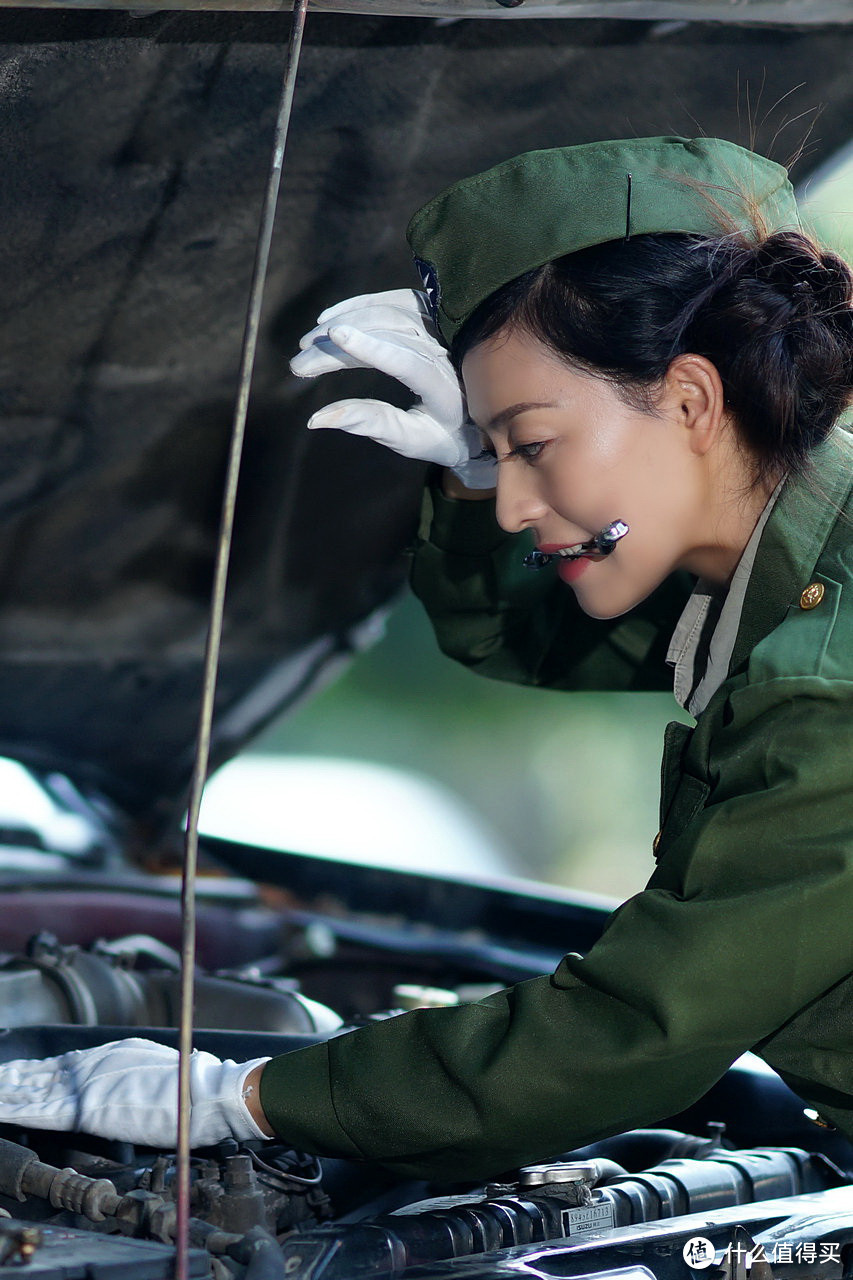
left=451, top=230, right=853, bottom=484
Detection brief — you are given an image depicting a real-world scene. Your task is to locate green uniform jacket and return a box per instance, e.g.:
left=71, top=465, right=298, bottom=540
left=260, top=428, right=853, bottom=1182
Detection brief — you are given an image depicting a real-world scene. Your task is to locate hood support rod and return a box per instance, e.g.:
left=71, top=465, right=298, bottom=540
left=175, top=2, right=310, bottom=1276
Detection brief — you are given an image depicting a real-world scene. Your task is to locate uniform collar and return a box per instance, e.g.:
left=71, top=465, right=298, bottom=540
left=729, top=426, right=853, bottom=678
left=668, top=477, right=783, bottom=715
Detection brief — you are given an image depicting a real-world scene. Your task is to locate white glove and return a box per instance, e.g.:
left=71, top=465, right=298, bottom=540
left=290, top=289, right=497, bottom=490
left=0, top=1038, right=271, bottom=1148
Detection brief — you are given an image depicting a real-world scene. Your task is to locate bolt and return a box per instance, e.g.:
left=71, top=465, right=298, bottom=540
left=223, top=1156, right=255, bottom=1192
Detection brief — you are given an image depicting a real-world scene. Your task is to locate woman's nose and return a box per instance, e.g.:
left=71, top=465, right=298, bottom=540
left=495, top=467, right=549, bottom=535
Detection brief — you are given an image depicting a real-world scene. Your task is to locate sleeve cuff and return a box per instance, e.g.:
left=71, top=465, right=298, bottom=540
left=259, top=1039, right=365, bottom=1161
left=420, top=480, right=513, bottom=556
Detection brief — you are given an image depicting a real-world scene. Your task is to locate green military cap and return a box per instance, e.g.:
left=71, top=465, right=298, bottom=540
left=406, top=135, right=801, bottom=346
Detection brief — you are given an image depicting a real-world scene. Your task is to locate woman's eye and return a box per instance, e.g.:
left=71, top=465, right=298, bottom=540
left=511, top=440, right=547, bottom=463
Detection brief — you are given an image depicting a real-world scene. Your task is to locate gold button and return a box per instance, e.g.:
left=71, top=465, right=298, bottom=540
left=800, top=582, right=825, bottom=610
left=652, top=831, right=662, bottom=854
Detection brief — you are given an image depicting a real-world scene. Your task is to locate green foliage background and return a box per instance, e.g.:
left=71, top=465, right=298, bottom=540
left=258, top=591, right=684, bottom=898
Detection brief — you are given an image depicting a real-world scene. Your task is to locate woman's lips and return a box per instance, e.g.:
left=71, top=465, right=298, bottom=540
left=557, top=555, right=593, bottom=584
left=534, top=543, right=606, bottom=585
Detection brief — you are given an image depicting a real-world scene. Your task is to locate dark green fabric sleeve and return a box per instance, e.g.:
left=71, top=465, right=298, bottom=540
left=259, top=677, right=853, bottom=1180
left=408, top=484, right=693, bottom=692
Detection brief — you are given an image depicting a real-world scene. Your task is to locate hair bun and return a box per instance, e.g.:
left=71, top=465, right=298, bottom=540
left=755, top=232, right=853, bottom=319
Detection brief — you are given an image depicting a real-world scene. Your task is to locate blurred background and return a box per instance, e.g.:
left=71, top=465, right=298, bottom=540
left=202, top=140, right=853, bottom=901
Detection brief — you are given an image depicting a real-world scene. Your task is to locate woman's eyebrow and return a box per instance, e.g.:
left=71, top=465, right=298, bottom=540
left=485, top=401, right=561, bottom=431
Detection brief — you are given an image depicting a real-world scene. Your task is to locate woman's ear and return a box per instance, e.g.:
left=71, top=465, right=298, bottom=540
left=662, top=353, right=727, bottom=457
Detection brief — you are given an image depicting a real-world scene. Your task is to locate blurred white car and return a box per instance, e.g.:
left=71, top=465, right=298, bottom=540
left=199, top=754, right=511, bottom=879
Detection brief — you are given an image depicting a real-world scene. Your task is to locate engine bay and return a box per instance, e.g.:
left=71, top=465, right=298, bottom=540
left=1, top=868, right=851, bottom=1280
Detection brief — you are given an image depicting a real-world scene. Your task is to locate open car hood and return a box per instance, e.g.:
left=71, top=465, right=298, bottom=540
left=1, top=7, right=853, bottom=836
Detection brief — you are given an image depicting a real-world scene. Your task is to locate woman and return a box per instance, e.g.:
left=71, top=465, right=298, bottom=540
left=2, top=136, right=852, bottom=1181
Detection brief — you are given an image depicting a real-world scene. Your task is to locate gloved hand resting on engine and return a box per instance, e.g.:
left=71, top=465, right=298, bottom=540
left=290, top=289, right=497, bottom=490
left=0, top=1038, right=273, bottom=1148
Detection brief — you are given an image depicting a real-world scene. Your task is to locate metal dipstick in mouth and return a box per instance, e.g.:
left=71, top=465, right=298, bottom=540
left=523, top=520, right=629, bottom=570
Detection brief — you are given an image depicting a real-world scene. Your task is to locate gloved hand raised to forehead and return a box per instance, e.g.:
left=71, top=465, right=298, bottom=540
left=290, top=289, right=497, bottom=490
left=0, top=1038, right=271, bottom=1148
